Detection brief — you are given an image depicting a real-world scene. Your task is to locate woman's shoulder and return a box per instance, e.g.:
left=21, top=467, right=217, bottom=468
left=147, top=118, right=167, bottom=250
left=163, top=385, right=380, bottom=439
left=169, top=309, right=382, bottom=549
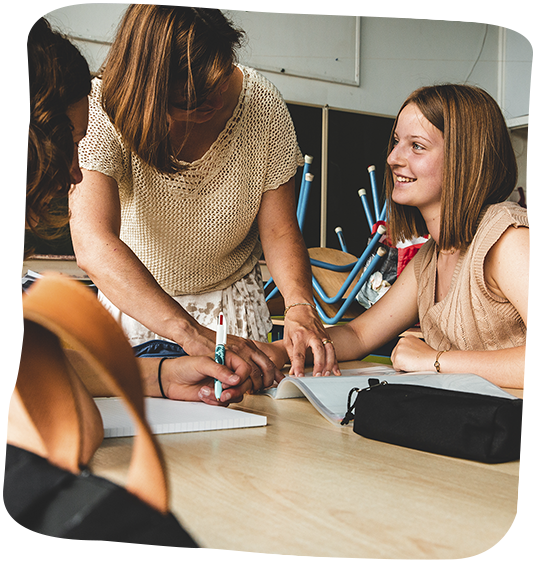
left=478, top=201, right=529, bottom=264
left=482, top=212, right=529, bottom=302
left=469, top=201, right=528, bottom=293
left=238, top=64, right=285, bottom=103
left=79, top=76, right=129, bottom=178
left=480, top=201, right=528, bottom=230
left=469, top=201, right=528, bottom=260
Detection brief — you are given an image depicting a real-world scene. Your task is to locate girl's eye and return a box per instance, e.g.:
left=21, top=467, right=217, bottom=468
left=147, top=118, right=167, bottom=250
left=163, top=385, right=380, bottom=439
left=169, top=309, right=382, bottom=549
left=413, top=143, right=424, bottom=150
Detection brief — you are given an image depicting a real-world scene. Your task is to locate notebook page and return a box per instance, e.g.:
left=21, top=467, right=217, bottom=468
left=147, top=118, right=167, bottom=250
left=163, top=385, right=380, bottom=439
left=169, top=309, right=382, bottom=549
left=96, top=397, right=267, bottom=438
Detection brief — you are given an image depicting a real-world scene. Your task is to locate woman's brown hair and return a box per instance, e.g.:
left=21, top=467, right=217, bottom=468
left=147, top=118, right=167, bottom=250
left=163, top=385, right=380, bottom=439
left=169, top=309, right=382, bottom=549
left=101, top=5, right=244, bottom=174
left=386, top=84, right=518, bottom=250
left=26, top=17, right=91, bottom=257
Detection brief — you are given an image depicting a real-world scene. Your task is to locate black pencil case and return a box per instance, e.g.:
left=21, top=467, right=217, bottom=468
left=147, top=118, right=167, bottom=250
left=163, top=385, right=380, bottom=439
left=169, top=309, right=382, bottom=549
left=342, top=380, right=523, bottom=463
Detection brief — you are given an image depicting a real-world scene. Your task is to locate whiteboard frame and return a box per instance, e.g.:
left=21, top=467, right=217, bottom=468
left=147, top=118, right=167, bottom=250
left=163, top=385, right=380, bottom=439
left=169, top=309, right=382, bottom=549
left=237, top=14, right=361, bottom=87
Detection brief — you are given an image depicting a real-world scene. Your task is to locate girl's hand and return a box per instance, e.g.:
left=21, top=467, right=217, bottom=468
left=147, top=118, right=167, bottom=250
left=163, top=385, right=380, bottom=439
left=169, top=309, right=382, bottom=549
left=390, top=335, right=436, bottom=372
left=140, top=351, right=252, bottom=405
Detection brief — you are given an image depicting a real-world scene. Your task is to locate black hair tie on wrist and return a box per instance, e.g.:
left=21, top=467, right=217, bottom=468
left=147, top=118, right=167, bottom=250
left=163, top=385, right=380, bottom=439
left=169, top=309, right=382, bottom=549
left=158, top=357, right=169, bottom=399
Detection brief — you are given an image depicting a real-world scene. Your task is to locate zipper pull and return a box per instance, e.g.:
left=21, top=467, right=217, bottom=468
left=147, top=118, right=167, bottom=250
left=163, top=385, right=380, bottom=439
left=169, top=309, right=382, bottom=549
left=340, top=379, right=388, bottom=425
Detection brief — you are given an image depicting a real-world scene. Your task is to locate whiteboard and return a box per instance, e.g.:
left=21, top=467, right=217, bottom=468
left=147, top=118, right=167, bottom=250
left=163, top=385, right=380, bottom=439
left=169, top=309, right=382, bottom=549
left=229, top=11, right=360, bottom=86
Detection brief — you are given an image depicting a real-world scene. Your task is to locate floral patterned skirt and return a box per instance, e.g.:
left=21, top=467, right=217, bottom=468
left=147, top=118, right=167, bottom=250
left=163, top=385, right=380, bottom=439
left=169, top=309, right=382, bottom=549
left=99, top=263, right=273, bottom=347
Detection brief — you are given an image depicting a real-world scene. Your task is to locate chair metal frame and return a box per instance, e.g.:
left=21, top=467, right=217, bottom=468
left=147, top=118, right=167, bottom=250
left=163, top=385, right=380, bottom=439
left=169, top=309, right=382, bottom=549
left=264, top=159, right=388, bottom=324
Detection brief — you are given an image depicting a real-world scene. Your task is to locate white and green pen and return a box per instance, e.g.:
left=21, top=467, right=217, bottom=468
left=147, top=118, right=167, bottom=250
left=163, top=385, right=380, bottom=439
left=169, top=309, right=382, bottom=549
left=214, top=312, right=227, bottom=400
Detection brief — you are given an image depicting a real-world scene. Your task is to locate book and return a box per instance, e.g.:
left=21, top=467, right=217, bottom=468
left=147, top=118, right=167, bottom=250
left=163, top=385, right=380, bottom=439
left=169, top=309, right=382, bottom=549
left=263, top=366, right=518, bottom=425
left=95, top=397, right=267, bottom=438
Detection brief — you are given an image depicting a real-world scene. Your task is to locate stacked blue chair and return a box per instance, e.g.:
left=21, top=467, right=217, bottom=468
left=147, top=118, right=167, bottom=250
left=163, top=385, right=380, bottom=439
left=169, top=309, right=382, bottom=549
left=265, top=160, right=388, bottom=324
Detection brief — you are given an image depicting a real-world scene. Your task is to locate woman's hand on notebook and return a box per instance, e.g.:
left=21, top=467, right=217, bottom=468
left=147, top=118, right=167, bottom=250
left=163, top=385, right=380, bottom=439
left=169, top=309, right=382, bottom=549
left=283, top=306, right=340, bottom=378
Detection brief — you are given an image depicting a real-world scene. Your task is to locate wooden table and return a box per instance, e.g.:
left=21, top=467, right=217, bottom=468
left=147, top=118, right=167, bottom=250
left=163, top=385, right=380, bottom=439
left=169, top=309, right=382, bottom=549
left=90, top=361, right=521, bottom=559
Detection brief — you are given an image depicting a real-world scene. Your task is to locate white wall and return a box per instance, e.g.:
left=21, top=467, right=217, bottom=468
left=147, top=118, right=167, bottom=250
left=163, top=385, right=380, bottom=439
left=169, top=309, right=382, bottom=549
left=503, top=26, right=532, bottom=122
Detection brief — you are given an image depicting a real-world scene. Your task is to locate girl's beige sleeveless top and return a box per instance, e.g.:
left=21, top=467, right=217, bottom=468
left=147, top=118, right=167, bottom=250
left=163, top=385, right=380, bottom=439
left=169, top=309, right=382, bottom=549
left=412, top=201, right=528, bottom=351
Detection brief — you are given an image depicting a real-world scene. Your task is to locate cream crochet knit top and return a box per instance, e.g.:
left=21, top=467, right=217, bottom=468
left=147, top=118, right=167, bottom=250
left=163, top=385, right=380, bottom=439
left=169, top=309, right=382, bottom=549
left=412, top=201, right=528, bottom=352
left=79, top=65, right=303, bottom=295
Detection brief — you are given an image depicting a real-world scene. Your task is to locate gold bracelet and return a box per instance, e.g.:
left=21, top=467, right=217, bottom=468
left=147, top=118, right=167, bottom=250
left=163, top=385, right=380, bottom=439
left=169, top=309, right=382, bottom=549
left=284, top=302, right=317, bottom=316
left=434, top=350, right=447, bottom=373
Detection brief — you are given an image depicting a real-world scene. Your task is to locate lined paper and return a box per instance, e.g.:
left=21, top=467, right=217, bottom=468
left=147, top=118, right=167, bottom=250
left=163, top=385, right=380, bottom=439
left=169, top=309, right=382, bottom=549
left=96, top=397, right=267, bottom=437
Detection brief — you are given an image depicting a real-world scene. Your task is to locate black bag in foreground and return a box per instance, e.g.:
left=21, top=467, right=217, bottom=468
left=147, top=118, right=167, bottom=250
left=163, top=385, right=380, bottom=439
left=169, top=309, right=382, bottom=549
left=5, top=274, right=197, bottom=547
left=343, top=381, right=522, bottom=463
left=5, top=445, right=197, bottom=546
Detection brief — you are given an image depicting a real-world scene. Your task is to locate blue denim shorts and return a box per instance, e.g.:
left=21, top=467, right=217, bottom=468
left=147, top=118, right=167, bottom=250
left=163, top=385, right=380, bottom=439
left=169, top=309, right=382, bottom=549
left=132, top=339, right=188, bottom=358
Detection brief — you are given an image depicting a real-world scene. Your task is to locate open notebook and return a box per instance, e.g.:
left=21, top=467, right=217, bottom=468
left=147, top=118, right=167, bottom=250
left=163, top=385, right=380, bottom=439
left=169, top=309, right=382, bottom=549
left=95, top=397, right=267, bottom=438
left=263, top=366, right=518, bottom=425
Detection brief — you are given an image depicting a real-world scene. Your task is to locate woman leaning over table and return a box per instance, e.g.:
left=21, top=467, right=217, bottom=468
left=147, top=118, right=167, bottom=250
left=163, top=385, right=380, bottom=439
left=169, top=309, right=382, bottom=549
left=260, top=84, right=528, bottom=388
left=69, top=5, right=335, bottom=389
left=25, top=17, right=252, bottom=405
